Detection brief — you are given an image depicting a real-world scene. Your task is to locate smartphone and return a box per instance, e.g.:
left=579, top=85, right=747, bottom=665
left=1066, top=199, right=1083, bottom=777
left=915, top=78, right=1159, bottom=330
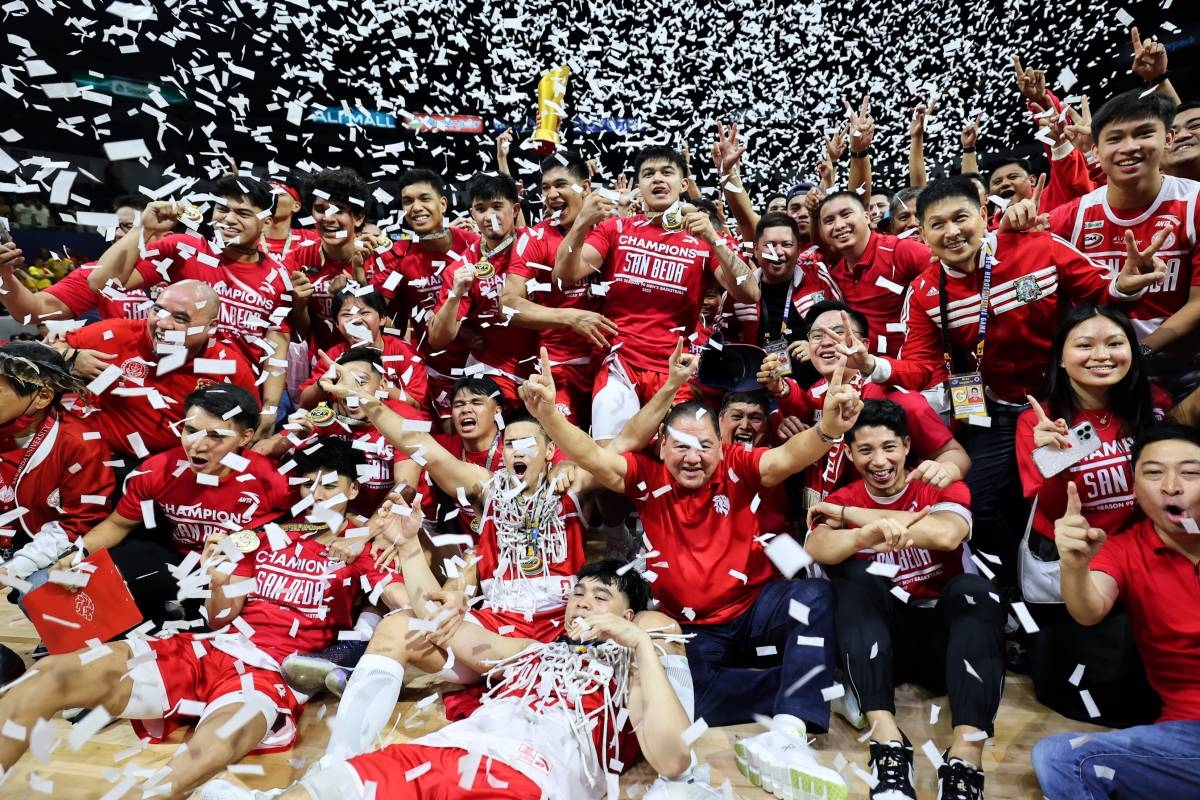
left=0, top=217, right=11, bottom=245
left=1033, top=420, right=1103, bottom=478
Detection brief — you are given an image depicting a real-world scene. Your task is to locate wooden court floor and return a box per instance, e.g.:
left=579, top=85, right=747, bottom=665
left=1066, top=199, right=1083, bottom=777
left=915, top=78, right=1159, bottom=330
left=0, top=598, right=1104, bottom=799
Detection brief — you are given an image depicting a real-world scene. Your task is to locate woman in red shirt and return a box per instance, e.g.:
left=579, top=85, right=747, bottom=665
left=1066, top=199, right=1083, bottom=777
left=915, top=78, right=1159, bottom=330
left=1017, top=304, right=1168, bottom=727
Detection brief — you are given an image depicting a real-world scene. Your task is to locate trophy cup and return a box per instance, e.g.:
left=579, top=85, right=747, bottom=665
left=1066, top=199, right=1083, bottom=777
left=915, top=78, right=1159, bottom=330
left=529, top=65, right=571, bottom=156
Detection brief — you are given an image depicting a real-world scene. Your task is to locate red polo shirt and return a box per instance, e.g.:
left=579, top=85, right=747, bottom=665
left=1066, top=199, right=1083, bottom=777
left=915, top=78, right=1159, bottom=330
left=828, top=231, right=930, bottom=357
left=1091, top=519, right=1200, bottom=722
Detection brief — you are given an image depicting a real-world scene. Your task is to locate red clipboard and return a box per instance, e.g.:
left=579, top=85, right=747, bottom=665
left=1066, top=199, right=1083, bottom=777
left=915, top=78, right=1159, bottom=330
left=23, top=549, right=144, bottom=654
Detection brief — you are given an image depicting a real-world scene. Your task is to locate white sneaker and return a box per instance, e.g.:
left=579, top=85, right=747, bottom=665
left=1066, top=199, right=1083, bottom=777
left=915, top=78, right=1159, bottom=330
left=643, top=773, right=726, bottom=799
left=831, top=683, right=867, bottom=730
left=735, top=715, right=848, bottom=800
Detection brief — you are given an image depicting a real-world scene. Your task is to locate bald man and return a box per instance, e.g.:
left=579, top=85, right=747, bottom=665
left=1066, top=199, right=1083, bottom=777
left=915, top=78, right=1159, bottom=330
left=57, top=280, right=260, bottom=459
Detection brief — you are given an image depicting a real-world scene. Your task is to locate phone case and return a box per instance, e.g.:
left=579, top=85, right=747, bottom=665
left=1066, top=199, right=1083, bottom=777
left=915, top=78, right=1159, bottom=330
left=1033, top=421, right=1103, bottom=478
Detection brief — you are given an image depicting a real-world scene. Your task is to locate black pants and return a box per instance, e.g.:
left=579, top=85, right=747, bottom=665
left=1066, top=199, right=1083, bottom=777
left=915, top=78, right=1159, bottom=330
left=107, top=536, right=186, bottom=629
left=959, top=402, right=1027, bottom=588
left=830, top=560, right=1005, bottom=734
left=1028, top=601, right=1160, bottom=728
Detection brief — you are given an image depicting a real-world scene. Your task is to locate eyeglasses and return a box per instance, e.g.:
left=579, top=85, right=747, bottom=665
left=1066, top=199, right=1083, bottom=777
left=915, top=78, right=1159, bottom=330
left=807, top=326, right=849, bottom=343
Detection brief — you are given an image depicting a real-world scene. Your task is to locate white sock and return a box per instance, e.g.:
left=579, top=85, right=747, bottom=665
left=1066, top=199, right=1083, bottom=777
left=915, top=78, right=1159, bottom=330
left=324, top=653, right=404, bottom=760
left=660, top=653, right=695, bottom=722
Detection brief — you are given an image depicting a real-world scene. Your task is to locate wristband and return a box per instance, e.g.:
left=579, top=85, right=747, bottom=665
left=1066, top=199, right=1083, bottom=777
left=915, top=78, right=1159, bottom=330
left=850, top=150, right=869, bottom=159
left=815, top=425, right=844, bottom=445
left=962, top=147, right=977, bottom=153
left=1146, top=71, right=1169, bottom=87
left=772, top=379, right=791, bottom=399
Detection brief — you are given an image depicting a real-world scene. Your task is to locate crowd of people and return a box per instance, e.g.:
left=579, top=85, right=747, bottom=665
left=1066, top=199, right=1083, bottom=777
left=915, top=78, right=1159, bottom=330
left=0, top=29, right=1198, bottom=800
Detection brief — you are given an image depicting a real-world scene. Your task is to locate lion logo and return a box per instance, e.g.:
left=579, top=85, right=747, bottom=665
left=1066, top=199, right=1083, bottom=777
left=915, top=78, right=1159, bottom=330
left=74, top=592, right=96, bottom=622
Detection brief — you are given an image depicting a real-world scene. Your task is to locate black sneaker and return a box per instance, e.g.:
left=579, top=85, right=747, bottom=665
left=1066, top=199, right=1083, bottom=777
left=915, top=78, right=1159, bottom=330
left=281, top=639, right=368, bottom=693
left=868, top=732, right=916, bottom=800
left=937, top=755, right=985, bottom=799
left=1, top=643, right=25, bottom=684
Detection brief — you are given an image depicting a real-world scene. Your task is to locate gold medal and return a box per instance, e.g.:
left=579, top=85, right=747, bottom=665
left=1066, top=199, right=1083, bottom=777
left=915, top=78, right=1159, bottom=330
left=229, top=529, right=261, bottom=553
left=474, top=258, right=495, bottom=280
left=177, top=203, right=203, bottom=224
left=309, top=402, right=336, bottom=427
left=661, top=203, right=684, bottom=232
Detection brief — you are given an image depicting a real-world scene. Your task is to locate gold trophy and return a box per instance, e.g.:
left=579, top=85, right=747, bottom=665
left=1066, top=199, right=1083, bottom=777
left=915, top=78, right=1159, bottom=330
left=529, top=65, right=571, bottom=156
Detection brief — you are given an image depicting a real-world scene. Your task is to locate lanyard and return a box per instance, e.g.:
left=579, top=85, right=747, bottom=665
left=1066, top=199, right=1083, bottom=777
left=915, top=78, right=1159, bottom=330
left=938, top=249, right=994, bottom=376
left=0, top=413, right=55, bottom=512
left=464, top=432, right=502, bottom=473
left=759, top=275, right=793, bottom=339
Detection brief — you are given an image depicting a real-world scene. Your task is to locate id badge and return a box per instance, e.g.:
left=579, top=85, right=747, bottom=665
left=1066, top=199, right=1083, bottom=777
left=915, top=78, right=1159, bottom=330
left=949, top=372, right=988, bottom=419
left=764, top=337, right=793, bottom=376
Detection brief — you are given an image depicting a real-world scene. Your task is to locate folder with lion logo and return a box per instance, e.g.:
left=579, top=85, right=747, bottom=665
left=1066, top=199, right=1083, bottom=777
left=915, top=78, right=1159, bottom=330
left=23, top=549, right=143, bottom=654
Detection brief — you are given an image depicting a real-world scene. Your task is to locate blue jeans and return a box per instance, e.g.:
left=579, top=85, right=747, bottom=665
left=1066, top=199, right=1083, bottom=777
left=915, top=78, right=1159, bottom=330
left=1033, top=720, right=1200, bottom=799
left=682, top=578, right=835, bottom=731
left=14, top=565, right=51, bottom=617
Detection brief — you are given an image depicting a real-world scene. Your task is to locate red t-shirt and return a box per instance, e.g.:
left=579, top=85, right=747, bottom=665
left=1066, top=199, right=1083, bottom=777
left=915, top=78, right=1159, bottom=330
left=371, top=229, right=480, bottom=377
left=827, top=232, right=930, bottom=356
left=775, top=376, right=954, bottom=501
left=65, top=319, right=258, bottom=457
left=436, top=234, right=539, bottom=380
left=116, top=447, right=292, bottom=555
left=1090, top=518, right=1200, bottom=722
left=299, top=335, right=429, bottom=410
left=300, top=401, right=423, bottom=516
left=818, top=479, right=971, bottom=602
left=135, top=233, right=293, bottom=365
left=1016, top=388, right=1172, bottom=541
left=421, top=431, right=505, bottom=534
left=622, top=443, right=775, bottom=624
left=232, top=523, right=394, bottom=664
left=1050, top=176, right=1200, bottom=340
left=889, top=231, right=1121, bottom=401
left=510, top=221, right=604, bottom=363
left=586, top=216, right=719, bottom=373
left=262, top=228, right=321, bottom=261
left=45, top=264, right=153, bottom=320
left=283, top=241, right=370, bottom=353
left=474, top=488, right=588, bottom=615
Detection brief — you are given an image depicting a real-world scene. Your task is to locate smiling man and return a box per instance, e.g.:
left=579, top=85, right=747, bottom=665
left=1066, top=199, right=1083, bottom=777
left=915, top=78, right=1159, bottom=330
left=58, top=280, right=258, bottom=458
left=84, top=174, right=295, bottom=439
left=1049, top=90, right=1200, bottom=393
left=806, top=401, right=1002, bottom=800
left=1033, top=425, right=1200, bottom=799
left=555, top=145, right=760, bottom=440
left=1165, top=101, right=1200, bottom=181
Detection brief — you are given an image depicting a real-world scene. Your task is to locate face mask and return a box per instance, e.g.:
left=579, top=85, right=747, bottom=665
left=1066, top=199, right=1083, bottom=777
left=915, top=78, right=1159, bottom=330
left=0, top=411, right=41, bottom=451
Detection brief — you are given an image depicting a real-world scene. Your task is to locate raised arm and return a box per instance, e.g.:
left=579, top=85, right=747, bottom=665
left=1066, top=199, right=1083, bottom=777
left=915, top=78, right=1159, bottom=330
left=85, top=201, right=180, bottom=292
left=318, top=354, right=492, bottom=497
left=1131, top=26, right=1181, bottom=106
left=759, top=361, right=862, bottom=487
left=520, top=347, right=628, bottom=491
left=908, top=102, right=929, bottom=189
left=427, top=263, right=475, bottom=349
left=1055, top=481, right=1120, bottom=625
left=553, top=193, right=614, bottom=286
left=685, top=210, right=758, bottom=303
left=960, top=114, right=980, bottom=176
left=712, top=122, right=758, bottom=243
left=846, top=97, right=874, bottom=197
left=607, top=339, right=698, bottom=454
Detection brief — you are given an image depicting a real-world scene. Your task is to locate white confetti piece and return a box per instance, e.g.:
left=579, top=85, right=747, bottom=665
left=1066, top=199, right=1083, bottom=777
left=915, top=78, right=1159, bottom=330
left=764, top=533, right=813, bottom=578
left=681, top=718, right=709, bottom=745
left=1080, top=689, right=1101, bottom=719
left=1068, top=664, right=1086, bottom=687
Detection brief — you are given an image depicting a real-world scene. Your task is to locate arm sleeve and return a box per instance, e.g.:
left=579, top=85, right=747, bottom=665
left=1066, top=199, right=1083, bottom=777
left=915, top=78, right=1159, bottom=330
left=134, top=234, right=186, bottom=286
left=1048, top=198, right=1081, bottom=241
left=115, top=462, right=164, bottom=523
left=1041, top=149, right=1096, bottom=213
left=583, top=218, right=618, bottom=268
left=894, top=238, right=933, bottom=283
left=775, top=380, right=819, bottom=419
left=620, top=452, right=653, bottom=502
left=889, top=277, right=944, bottom=389
left=56, top=448, right=116, bottom=539
left=509, top=232, right=542, bottom=279
left=1088, top=534, right=1128, bottom=592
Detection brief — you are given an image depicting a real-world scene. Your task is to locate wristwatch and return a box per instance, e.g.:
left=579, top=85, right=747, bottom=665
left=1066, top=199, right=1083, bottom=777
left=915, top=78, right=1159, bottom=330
left=1139, top=343, right=1153, bottom=359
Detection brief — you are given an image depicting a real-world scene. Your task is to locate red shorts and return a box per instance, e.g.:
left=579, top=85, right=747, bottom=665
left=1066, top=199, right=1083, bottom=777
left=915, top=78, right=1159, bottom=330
left=591, top=354, right=698, bottom=439
left=349, top=743, right=541, bottom=799
left=128, top=636, right=302, bottom=753
left=551, top=360, right=597, bottom=425
left=467, top=605, right=564, bottom=642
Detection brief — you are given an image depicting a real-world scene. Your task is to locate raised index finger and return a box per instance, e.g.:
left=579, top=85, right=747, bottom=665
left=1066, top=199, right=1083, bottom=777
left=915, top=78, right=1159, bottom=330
left=831, top=359, right=846, bottom=388
left=1131, top=25, right=1142, bottom=51
left=540, top=346, right=552, bottom=377
left=1065, top=480, right=1082, bottom=517
left=1026, top=395, right=1053, bottom=424
left=1012, top=55, right=1025, bottom=78
left=1032, top=172, right=1047, bottom=205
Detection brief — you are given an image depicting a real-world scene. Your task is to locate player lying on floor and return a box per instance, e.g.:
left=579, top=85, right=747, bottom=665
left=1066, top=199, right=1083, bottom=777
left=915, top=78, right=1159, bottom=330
left=0, top=439, right=403, bottom=800
left=203, top=494, right=702, bottom=800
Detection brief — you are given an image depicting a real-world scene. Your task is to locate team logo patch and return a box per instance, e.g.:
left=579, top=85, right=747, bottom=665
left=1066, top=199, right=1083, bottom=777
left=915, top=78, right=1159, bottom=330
left=46, top=488, right=61, bottom=509
left=1014, top=275, right=1043, bottom=303
left=713, top=494, right=730, bottom=517
left=74, top=592, right=95, bottom=622
left=120, top=357, right=149, bottom=383
left=0, top=486, right=15, bottom=504
left=1083, top=232, right=1103, bottom=248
